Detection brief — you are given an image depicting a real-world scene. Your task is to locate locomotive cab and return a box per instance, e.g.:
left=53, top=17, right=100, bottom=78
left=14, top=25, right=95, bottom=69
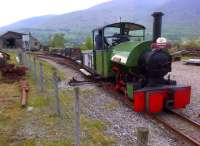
left=92, top=22, right=146, bottom=78
left=93, top=22, right=146, bottom=49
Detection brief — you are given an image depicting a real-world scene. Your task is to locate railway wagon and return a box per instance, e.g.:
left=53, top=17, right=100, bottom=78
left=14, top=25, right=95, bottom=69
left=50, top=48, right=81, bottom=60
left=80, top=12, right=191, bottom=113
left=64, top=48, right=81, bottom=60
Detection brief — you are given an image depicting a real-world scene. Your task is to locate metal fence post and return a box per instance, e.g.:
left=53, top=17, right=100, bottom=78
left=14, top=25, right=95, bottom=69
left=33, top=57, right=37, bottom=81
left=53, top=70, right=61, bottom=117
left=28, top=54, right=32, bottom=69
left=17, top=50, right=23, bottom=64
left=39, top=63, right=44, bottom=92
left=74, top=87, right=80, bottom=146
left=25, top=53, right=28, bottom=67
left=137, top=127, right=149, bottom=146
left=23, top=53, right=26, bottom=66
left=21, top=53, right=24, bottom=65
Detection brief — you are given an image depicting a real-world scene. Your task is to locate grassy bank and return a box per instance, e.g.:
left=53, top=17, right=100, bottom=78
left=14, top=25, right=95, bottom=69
left=0, top=50, right=116, bottom=146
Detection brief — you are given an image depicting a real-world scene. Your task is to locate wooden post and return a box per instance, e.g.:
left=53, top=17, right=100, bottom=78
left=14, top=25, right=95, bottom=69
left=137, top=127, right=149, bottom=146
left=53, top=71, right=61, bottom=117
left=74, top=87, right=80, bottom=146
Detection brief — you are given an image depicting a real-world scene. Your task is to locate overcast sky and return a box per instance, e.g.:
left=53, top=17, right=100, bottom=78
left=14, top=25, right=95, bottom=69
left=0, top=0, right=111, bottom=27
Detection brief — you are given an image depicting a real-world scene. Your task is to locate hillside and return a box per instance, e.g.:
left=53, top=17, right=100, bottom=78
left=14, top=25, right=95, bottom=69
left=0, top=0, right=199, bottom=43
left=158, top=0, right=200, bottom=38
left=1, top=15, right=56, bottom=30
left=37, top=0, right=169, bottom=30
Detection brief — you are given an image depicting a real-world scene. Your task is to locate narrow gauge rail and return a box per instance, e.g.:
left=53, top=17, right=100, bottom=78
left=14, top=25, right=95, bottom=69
left=37, top=54, right=82, bottom=71
left=37, top=53, right=200, bottom=146
left=150, top=111, right=200, bottom=146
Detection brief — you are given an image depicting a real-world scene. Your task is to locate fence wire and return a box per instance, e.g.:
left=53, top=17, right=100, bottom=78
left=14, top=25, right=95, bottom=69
left=19, top=51, right=140, bottom=146
left=20, top=52, right=77, bottom=144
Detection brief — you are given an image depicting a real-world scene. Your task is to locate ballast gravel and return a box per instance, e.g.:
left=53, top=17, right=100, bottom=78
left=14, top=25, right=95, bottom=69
left=45, top=59, right=199, bottom=146
left=171, top=62, right=200, bottom=123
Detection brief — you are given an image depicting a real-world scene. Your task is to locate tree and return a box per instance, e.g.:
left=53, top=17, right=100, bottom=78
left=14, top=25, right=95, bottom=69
left=80, top=36, right=93, bottom=50
left=48, top=33, right=65, bottom=48
left=85, top=36, right=93, bottom=50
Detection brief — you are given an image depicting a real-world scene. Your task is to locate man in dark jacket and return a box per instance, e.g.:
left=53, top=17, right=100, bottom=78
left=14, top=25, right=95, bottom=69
left=95, top=30, right=103, bottom=50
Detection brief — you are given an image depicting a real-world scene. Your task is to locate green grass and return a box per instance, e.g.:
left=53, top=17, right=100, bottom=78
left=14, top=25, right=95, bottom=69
left=46, top=139, right=74, bottom=146
left=81, top=115, right=116, bottom=146
left=0, top=136, right=10, bottom=146
left=181, top=56, right=192, bottom=61
left=0, top=50, right=117, bottom=146
left=13, top=139, right=36, bottom=146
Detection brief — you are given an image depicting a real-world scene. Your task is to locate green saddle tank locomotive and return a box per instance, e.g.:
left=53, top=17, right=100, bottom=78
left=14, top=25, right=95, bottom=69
left=84, top=12, right=191, bottom=113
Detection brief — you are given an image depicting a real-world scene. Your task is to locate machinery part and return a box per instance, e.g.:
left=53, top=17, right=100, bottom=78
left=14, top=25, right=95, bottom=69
left=1, top=64, right=28, bottom=80
left=19, top=80, right=29, bottom=107
left=80, top=68, right=91, bottom=76
left=68, top=77, right=94, bottom=86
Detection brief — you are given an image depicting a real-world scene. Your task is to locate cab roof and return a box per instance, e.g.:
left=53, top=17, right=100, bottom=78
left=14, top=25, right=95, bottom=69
left=93, top=22, right=145, bottom=32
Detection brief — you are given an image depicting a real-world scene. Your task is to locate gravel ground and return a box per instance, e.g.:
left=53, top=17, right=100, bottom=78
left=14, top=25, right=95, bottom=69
left=44, top=59, right=200, bottom=146
left=171, top=62, right=200, bottom=122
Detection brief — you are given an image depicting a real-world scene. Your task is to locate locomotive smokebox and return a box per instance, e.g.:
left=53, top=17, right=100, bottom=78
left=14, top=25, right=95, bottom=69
left=152, top=12, right=164, bottom=42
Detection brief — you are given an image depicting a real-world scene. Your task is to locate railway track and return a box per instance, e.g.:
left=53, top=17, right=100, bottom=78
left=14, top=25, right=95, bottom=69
left=149, top=111, right=200, bottom=146
left=37, top=53, right=200, bottom=146
left=37, top=54, right=82, bottom=70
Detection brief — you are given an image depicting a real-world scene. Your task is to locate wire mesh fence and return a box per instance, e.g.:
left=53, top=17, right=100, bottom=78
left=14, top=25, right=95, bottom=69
left=17, top=51, right=143, bottom=146
left=19, top=51, right=79, bottom=144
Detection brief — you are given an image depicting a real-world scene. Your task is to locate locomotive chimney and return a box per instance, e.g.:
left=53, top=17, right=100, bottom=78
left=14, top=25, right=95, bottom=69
left=152, top=12, right=164, bottom=42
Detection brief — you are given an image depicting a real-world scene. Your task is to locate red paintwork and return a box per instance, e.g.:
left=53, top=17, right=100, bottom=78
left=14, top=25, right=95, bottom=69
left=133, top=86, right=191, bottom=113
left=148, top=91, right=165, bottom=113
left=133, top=91, right=145, bottom=112
left=112, top=66, right=126, bottom=93
left=111, top=66, right=191, bottom=113
left=174, top=87, right=191, bottom=109
left=151, top=42, right=171, bottom=49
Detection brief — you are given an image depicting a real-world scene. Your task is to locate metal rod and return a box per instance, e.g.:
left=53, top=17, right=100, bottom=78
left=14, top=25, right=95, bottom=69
left=33, top=56, right=37, bottom=81
left=39, top=63, right=44, bottom=92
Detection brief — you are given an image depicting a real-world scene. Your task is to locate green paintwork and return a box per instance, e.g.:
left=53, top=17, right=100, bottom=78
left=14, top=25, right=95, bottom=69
left=127, top=82, right=133, bottom=100
left=111, top=41, right=151, bottom=67
left=96, top=50, right=104, bottom=75
left=103, top=50, right=113, bottom=77
left=95, top=50, right=113, bottom=77
left=95, top=40, right=152, bottom=77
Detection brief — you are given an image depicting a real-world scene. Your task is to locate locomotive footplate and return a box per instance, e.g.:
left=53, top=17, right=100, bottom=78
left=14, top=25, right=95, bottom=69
left=133, top=85, right=191, bottom=113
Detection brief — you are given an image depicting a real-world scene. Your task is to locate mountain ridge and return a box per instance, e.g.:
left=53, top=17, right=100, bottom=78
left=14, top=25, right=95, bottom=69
left=0, top=0, right=199, bottom=43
